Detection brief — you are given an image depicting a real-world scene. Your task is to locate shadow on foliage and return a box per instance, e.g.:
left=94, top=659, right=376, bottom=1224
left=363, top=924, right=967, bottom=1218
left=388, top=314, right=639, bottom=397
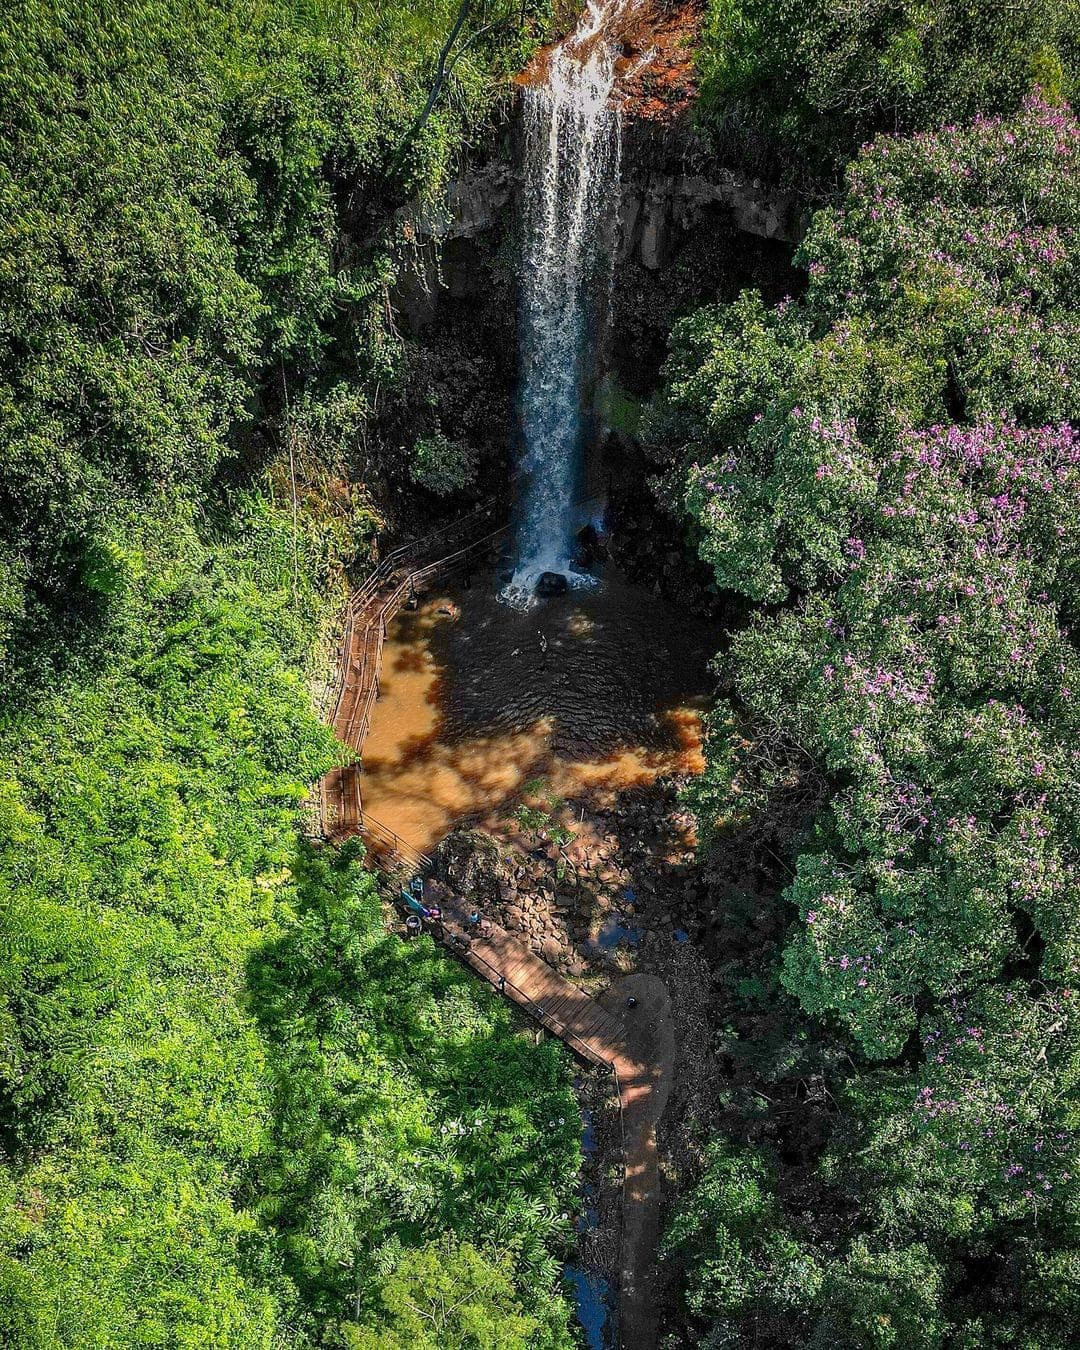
left=242, top=836, right=579, bottom=1329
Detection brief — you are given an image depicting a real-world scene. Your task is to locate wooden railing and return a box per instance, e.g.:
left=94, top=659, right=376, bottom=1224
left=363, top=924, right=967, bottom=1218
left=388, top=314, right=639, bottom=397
left=315, top=491, right=604, bottom=837
left=442, top=930, right=615, bottom=1070
left=313, top=507, right=509, bottom=837
left=319, top=501, right=502, bottom=727
left=339, top=521, right=507, bottom=770
left=359, top=810, right=433, bottom=876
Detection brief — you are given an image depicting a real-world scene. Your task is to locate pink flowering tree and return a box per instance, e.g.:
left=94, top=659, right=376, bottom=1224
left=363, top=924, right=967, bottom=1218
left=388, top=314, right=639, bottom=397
left=662, top=96, right=1080, bottom=1339
left=829, top=986, right=1079, bottom=1232
left=656, top=96, right=1080, bottom=603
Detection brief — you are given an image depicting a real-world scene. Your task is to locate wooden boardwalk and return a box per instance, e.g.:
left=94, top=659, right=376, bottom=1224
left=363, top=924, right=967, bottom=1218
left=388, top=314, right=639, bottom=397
left=317, top=504, right=505, bottom=841
left=426, top=880, right=627, bottom=1070
left=321, top=575, right=404, bottom=840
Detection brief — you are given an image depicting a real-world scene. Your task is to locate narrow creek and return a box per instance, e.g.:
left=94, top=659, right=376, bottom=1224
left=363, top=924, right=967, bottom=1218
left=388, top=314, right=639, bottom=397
left=372, top=1, right=703, bottom=1341
left=564, top=1098, right=615, bottom=1350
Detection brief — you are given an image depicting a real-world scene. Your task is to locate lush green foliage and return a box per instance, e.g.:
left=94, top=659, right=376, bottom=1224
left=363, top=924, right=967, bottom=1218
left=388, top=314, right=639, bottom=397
left=0, top=502, right=336, bottom=1347
left=343, top=1238, right=549, bottom=1349
left=697, top=0, right=1080, bottom=172
left=409, top=430, right=479, bottom=496
left=0, top=0, right=546, bottom=667
left=252, top=840, right=579, bottom=1346
left=657, top=98, right=1080, bottom=1347
left=663, top=1142, right=822, bottom=1324
left=0, top=2, right=583, bottom=1346
left=0, top=497, right=579, bottom=1346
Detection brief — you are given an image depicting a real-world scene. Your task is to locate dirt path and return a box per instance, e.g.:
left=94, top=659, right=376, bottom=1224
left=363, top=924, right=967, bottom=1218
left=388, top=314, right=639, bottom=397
left=601, top=973, right=675, bottom=1350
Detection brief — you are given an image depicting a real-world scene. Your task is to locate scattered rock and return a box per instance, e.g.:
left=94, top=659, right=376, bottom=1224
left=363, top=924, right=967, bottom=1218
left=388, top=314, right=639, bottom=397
left=541, top=936, right=564, bottom=963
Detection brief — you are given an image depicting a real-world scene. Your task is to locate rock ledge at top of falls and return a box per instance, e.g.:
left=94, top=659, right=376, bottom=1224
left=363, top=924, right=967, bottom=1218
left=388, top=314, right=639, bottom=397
left=394, top=129, right=803, bottom=269
left=615, top=0, right=704, bottom=124
left=619, top=158, right=804, bottom=262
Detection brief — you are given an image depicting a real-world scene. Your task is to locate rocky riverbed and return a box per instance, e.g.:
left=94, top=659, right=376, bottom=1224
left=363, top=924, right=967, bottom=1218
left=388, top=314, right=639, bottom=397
left=430, top=777, right=724, bottom=1331
left=434, top=783, right=706, bottom=976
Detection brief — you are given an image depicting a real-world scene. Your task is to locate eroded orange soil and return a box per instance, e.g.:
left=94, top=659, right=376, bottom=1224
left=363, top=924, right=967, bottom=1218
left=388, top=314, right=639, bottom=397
left=517, top=0, right=704, bottom=123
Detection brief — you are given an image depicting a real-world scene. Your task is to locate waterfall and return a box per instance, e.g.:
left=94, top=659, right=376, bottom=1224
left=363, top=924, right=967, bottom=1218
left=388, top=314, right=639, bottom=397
left=506, top=1, right=629, bottom=603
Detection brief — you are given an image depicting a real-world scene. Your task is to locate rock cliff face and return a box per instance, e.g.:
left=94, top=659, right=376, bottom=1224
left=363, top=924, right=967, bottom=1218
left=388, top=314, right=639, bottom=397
left=378, top=78, right=804, bottom=581
left=392, top=102, right=803, bottom=381
left=371, top=150, right=522, bottom=541
left=597, top=115, right=803, bottom=608
left=619, top=117, right=804, bottom=263
left=621, top=168, right=797, bottom=267
left=610, top=114, right=804, bottom=394
left=391, top=161, right=517, bottom=330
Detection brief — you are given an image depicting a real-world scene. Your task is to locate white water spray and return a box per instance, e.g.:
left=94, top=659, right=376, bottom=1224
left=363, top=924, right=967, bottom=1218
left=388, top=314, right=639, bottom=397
left=506, top=1, right=633, bottom=603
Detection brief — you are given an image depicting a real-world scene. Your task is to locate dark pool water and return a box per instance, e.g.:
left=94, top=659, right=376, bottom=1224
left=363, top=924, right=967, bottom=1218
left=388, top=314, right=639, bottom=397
left=563, top=1265, right=615, bottom=1350
left=360, top=565, right=720, bottom=852
left=590, top=912, right=644, bottom=952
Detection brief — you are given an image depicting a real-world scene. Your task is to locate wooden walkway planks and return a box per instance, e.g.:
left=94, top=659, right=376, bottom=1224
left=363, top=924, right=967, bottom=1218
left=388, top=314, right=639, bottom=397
left=322, top=574, right=407, bottom=840
left=431, top=883, right=627, bottom=1070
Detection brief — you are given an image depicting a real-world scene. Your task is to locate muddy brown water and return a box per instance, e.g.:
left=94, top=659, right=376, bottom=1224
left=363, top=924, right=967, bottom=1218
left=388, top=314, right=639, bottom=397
left=360, top=567, right=721, bottom=854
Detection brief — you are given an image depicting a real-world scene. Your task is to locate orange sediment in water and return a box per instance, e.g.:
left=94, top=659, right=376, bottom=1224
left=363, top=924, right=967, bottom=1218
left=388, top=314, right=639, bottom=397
left=359, top=570, right=718, bottom=854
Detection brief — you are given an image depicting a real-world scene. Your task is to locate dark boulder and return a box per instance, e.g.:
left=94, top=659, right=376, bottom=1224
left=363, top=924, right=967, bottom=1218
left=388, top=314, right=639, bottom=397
left=536, top=570, right=569, bottom=597
left=574, top=521, right=607, bottom=567
left=434, top=827, right=503, bottom=908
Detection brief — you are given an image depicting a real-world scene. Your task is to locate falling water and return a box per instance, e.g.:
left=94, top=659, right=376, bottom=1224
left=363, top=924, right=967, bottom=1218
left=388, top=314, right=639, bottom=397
left=506, top=2, right=630, bottom=603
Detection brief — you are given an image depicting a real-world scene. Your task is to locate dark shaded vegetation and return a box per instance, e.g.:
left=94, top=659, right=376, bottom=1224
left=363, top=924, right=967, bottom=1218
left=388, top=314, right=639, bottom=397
left=0, top=0, right=553, bottom=669
left=695, top=0, right=1080, bottom=182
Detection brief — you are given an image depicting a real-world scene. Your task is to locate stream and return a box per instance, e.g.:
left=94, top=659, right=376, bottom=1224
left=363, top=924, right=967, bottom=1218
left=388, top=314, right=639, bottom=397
left=361, top=563, right=718, bottom=1347
left=390, top=2, right=681, bottom=1342
left=564, top=1100, right=615, bottom=1349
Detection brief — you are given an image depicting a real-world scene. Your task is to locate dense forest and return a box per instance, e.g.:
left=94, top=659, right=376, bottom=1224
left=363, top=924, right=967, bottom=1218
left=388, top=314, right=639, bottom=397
left=1, top=0, right=1078, bottom=1348
left=0, top=2, right=581, bottom=1346
left=653, top=4, right=1080, bottom=1347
